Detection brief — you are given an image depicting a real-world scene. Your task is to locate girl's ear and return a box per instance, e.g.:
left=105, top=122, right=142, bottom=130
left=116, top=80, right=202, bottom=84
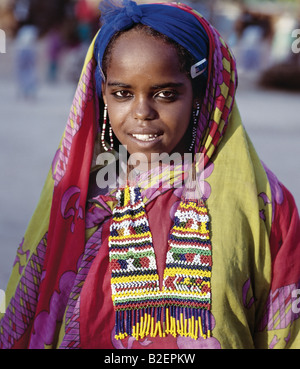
left=102, top=82, right=107, bottom=105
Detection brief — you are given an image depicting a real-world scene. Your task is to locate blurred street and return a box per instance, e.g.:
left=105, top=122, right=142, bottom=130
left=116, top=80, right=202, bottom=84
left=0, top=37, right=75, bottom=289
left=1, top=33, right=300, bottom=291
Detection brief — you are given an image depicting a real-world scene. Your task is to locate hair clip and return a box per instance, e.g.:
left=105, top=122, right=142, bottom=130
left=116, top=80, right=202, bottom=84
left=99, top=65, right=106, bottom=82
left=190, top=58, right=207, bottom=79
left=97, top=49, right=106, bottom=82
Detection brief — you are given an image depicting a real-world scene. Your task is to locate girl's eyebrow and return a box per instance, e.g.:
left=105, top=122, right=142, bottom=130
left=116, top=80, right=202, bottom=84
left=107, top=82, right=131, bottom=88
left=151, top=82, right=184, bottom=89
left=107, top=81, right=185, bottom=89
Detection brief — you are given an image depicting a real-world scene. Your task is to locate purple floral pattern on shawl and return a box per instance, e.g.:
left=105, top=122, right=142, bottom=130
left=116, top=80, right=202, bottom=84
left=29, top=271, right=76, bottom=349
left=261, top=161, right=284, bottom=221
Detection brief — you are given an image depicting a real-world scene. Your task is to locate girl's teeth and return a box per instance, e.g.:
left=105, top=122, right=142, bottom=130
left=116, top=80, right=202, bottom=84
left=132, top=134, right=158, bottom=142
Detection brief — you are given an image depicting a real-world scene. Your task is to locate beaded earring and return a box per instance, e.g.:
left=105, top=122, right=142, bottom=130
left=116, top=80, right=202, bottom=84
left=189, top=100, right=200, bottom=153
left=101, top=104, right=114, bottom=151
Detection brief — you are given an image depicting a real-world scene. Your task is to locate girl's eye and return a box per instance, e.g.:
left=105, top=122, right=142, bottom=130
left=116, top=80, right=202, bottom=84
left=155, top=90, right=177, bottom=101
left=113, top=90, right=133, bottom=99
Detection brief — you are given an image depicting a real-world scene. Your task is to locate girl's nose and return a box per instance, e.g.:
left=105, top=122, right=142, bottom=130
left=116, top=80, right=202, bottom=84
left=133, top=97, right=157, bottom=121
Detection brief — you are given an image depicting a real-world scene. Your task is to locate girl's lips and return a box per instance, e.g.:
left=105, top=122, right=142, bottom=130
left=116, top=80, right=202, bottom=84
left=131, top=133, right=158, bottom=142
left=129, top=132, right=163, bottom=145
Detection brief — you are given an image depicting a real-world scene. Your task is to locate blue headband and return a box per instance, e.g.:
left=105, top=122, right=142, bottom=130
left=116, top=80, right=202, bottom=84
left=94, top=0, right=209, bottom=96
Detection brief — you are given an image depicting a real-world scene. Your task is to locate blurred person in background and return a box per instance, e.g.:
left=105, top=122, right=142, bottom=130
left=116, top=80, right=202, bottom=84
left=15, top=24, right=38, bottom=98
left=64, top=0, right=100, bottom=83
left=235, top=8, right=274, bottom=73
left=75, top=0, right=98, bottom=43
left=46, top=26, right=63, bottom=82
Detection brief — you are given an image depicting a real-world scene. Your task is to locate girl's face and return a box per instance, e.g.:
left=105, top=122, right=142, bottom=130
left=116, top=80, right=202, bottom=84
left=102, top=29, right=194, bottom=164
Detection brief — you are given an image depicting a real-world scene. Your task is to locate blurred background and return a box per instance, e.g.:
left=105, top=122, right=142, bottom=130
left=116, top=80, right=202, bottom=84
left=0, top=0, right=299, bottom=290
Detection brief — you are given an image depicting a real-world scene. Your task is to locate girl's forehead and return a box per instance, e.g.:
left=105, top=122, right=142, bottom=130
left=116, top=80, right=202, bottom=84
left=106, top=29, right=183, bottom=77
left=110, top=29, right=173, bottom=58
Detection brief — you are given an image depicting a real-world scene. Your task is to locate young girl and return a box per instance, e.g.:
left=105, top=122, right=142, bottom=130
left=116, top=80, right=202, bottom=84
left=1, top=0, right=299, bottom=349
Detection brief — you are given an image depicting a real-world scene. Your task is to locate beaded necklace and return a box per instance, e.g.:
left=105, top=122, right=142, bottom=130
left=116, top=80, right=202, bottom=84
left=109, top=179, right=212, bottom=341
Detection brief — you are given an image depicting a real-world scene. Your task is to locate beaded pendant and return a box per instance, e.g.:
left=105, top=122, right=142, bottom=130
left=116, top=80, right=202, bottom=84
left=109, top=185, right=212, bottom=341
